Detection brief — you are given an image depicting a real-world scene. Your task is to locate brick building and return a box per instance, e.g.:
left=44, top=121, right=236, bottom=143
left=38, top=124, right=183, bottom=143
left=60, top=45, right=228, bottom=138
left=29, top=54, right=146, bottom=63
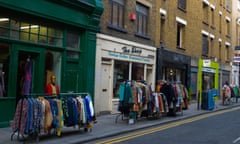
left=94, top=0, right=234, bottom=114
left=95, top=0, right=157, bottom=114
left=155, top=0, right=232, bottom=101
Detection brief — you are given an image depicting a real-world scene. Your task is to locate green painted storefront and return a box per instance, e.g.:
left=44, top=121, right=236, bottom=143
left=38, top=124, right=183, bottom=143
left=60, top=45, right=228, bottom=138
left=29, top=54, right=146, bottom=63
left=0, top=0, right=103, bottom=128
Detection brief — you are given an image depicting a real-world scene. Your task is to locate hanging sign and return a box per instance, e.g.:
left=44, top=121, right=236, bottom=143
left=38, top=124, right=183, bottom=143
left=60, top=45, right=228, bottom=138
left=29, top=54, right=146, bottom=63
left=203, top=59, right=211, bottom=67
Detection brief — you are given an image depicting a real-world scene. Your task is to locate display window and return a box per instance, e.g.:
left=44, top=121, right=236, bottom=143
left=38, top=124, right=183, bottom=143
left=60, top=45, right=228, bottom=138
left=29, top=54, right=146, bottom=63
left=0, top=43, right=10, bottom=97
left=0, top=16, right=63, bottom=47
left=202, top=72, right=215, bottom=91
left=132, top=62, right=144, bottom=80
left=113, top=60, right=150, bottom=98
left=45, top=51, right=62, bottom=86
left=113, top=60, right=129, bottom=98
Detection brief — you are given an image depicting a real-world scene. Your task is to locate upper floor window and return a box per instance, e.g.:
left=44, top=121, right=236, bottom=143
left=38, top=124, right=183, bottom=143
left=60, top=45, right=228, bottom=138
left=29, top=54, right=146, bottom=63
left=210, top=7, right=215, bottom=27
left=176, top=17, right=186, bottom=49
left=226, top=0, right=231, bottom=11
left=177, top=23, right=185, bottom=48
left=219, top=13, right=222, bottom=33
left=178, top=0, right=186, bottom=11
left=136, top=2, right=149, bottom=37
left=225, top=44, right=230, bottom=61
left=226, top=17, right=231, bottom=36
left=218, top=42, right=222, bottom=61
left=203, top=2, right=209, bottom=24
left=238, top=0, right=240, bottom=11
left=202, top=34, right=209, bottom=56
left=109, top=0, right=125, bottom=30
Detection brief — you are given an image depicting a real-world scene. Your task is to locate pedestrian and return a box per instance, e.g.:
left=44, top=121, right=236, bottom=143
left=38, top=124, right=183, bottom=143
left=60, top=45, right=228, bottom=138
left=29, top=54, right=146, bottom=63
left=222, top=81, right=231, bottom=105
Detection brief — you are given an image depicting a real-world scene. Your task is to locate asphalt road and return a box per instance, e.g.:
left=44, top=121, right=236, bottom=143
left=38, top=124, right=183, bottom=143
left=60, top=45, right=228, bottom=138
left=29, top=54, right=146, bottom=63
left=88, top=107, right=240, bottom=144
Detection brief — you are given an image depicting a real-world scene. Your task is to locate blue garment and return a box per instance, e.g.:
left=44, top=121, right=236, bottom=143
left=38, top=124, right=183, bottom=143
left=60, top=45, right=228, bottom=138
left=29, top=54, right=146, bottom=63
left=25, top=98, right=33, bottom=134
left=84, top=97, right=92, bottom=122
left=48, top=99, right=59, bottom=129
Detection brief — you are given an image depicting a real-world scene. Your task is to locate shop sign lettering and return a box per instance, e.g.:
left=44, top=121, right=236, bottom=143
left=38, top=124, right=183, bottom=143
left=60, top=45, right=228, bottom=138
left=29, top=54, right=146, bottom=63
left=108, top=51, right=150, bottom=62
left=122, top=46, right=142, bottom=54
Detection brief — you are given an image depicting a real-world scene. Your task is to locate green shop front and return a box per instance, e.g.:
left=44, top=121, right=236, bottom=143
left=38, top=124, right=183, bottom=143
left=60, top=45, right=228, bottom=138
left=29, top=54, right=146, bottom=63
left=197, top=59, right=219, bottom=110
left=0, top=0, right=103, bottom=127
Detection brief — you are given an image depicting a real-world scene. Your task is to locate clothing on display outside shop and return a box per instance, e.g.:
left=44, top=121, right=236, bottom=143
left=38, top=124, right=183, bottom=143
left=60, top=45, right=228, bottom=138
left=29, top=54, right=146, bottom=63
left=0, top=71, right=5, bottom=97
left=21, top=59, right=33, bottom=96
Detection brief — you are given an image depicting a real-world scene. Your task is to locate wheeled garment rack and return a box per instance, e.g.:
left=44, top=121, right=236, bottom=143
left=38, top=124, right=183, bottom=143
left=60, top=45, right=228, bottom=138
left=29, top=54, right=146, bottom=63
left=10, top=92, right=94, bottom=143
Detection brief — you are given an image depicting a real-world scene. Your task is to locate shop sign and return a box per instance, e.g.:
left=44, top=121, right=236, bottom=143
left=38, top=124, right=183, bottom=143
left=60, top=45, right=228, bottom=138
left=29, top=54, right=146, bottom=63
left=202, top=67, right=215, bottom=73
left=122, top=46, right=142, bottom=54
left=203, top=59, right=211, bottom=67
left=108, top=51, right=150, bottom=62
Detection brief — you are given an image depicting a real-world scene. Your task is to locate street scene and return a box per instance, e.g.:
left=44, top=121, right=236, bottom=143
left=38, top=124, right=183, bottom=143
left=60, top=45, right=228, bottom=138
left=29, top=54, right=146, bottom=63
left=0, top=0, right=240, bottom=144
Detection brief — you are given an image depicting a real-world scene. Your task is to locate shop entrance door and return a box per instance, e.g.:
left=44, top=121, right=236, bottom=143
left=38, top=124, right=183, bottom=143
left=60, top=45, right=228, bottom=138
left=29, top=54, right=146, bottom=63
left=16, top=50, right=44, bottom=103
left=64, top=61, right=80, bottom=92
left=100, top=63, right=111, bottom=113
left=9, top=44, right=45, bottom=104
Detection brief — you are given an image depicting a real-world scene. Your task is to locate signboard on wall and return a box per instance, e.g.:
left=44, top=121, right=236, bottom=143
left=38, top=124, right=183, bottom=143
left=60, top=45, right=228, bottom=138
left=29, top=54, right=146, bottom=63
left=203, top=59, right=211, bottom=67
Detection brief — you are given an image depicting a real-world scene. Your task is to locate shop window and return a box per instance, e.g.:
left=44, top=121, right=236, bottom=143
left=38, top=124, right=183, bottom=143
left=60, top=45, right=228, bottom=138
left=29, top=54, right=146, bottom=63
left=131, top=63, right=144, bottom=81
left=48, top=28, right=63, bottom=46
left=0, top=16, right=64, bottom=47
left=202, top=72, right=215, bottom=91
left=0, top=18, right=9, bottom=37
left=136, top=2, right=149, bottom=38
left=109, top=0, right=125, bottom=31
left=39, top=26, right=47, bottom=44
left=20, top=22, right=30, bottom=41
left=0, top=43, right=10, bottom=98
left=10, top=20, right=19, bottom=40
left=113, top=60, right=129, bottom=98
left=45, top=51, right=62, bottom=87
left=66, top=31, right=80, bottom=59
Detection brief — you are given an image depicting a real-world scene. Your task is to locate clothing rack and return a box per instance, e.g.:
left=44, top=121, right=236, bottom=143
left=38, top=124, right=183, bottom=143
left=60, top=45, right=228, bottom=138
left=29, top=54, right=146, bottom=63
left=10, top=92, right=93, bottom=143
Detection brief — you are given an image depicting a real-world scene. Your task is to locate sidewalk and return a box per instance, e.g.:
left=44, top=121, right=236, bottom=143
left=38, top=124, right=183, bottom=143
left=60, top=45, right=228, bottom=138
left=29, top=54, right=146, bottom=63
left=2, top=100, right=239, bottom=144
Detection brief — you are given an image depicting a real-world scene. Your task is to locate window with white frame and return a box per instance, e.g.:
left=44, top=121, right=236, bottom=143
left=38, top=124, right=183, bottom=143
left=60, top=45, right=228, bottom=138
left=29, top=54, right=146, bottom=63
left=226, top=0, right=231, bottom=11
left=176, top=23, right=184, bottom=48
left=238, top=0, right=240, bottom=11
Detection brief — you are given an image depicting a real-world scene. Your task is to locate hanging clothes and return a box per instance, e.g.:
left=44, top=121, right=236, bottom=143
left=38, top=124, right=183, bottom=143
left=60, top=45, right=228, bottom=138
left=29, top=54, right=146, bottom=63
left=0, top=71, right=5, bottom=97
left=21, top=59, right=33, bottom=96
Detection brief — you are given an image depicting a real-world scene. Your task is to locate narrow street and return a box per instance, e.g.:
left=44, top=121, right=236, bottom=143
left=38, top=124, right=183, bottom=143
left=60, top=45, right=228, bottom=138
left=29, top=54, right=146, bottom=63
left=88, top=107, right=240, bottom=144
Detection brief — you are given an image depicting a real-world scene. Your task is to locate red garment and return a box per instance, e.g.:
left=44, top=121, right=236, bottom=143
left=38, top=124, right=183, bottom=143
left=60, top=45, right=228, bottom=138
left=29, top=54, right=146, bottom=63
left=45, top=83, right=60, bottom=96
